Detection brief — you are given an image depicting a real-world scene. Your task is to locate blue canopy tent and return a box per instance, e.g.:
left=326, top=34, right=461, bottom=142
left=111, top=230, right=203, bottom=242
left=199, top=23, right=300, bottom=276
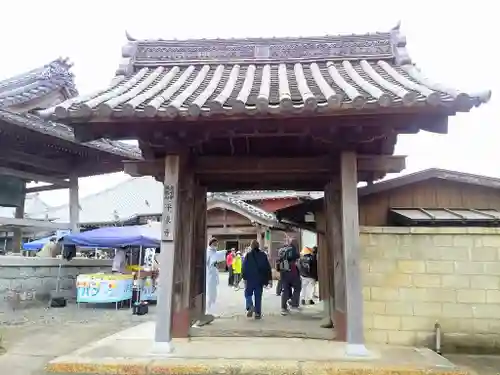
left=63, top=225, right=160, bottom=248
left=23, top=236, right=53, bottom=251
left=23, top=230, right=71, bottom=251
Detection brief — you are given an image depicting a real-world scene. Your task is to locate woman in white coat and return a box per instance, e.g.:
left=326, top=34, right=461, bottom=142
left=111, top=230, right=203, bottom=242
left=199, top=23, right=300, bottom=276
left=205, top=237, right=227, bottom=316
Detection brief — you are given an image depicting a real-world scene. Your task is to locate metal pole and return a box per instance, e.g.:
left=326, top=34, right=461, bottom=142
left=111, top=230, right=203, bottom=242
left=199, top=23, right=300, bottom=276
left=136, top=245, right=143, bottom=304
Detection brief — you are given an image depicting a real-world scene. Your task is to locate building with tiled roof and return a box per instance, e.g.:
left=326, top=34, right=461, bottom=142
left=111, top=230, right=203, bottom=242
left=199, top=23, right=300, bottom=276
left=0, top=58, right=142, bottom=251
left=31, top=177, right=292, bottom=252
left=227, top=190, right=323, bottom=212
left=38, top=26, right=490, bottom=126
left=0, top=58, right=77, bottom=112
left=34, top=177, right=281, bottom=226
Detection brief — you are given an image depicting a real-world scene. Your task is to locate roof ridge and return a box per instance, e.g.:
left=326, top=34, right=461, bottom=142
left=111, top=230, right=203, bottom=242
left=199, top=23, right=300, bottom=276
left=0, top=58, right=74, bottom=89
left=429, top=168, right=500, bottom=183
left=116, top=24, right=409, bottom=75
left=0, top=57, right=78, bottom=107
left=359, top=168, right=500, bottom=197
left=209, top=193, right=277, bottom=222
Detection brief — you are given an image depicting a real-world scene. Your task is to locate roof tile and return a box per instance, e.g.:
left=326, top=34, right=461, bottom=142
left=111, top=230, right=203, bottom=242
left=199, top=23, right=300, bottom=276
left=38, top=29, right=491, bottom=121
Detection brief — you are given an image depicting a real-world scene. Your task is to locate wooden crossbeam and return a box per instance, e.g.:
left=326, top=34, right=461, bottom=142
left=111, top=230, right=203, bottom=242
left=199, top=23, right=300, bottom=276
left=125, top=155, right=406, bottom=178
left=207, top=226, right=258, bottom=236
left=0, top=150, right=71, bottom=172
left=0, top=167, right=70, bottom=187
left=195, top=155, right=406, bottom=174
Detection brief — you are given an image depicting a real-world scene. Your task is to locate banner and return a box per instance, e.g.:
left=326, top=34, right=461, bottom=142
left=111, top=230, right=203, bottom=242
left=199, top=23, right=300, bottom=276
left=76, top=274, right=133, bottom=303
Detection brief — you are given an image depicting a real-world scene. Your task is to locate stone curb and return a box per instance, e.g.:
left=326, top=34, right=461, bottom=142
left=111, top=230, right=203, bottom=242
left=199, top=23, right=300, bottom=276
left=45, top=357, right=473, bottom=375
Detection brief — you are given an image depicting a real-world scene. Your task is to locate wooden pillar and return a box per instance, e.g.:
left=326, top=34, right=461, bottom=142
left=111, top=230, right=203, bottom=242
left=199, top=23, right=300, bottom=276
left=12, top=184, right=26, bottom=253
left=154, top=155, right=179, bottom=352
left=340, top=151, right=366, bottom=352
left=316, top=191, right=336, bottom=328
left=69, top=174, right=80, bottom=233
left=171, top=155, right=196, bottom=338
left=190, top=183, right=207, bottom=321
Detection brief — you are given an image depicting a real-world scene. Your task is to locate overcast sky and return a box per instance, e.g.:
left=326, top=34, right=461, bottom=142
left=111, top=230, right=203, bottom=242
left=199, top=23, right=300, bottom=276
left=2, top=0, right=496, bottom=206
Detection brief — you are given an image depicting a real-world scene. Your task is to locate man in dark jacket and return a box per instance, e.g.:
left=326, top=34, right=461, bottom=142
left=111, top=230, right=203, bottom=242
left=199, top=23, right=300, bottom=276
left=242, top=240, right=272, bottom=320
left=277, top=238, right=301, bottom=315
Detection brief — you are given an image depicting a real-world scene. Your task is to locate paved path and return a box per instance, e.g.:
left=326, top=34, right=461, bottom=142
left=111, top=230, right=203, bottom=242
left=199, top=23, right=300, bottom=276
left=1, top=272, right=499, bottom=374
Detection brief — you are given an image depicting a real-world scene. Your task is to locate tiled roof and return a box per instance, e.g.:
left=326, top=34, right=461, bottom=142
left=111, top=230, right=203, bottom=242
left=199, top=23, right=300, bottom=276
left=0, top=109, right=142, bottom=160
left=36, top=177, right=277, bottom=225
left=0, top=58, right=78, bottom=108
left=38, top=27, right=490, bottom=121
left=208, top=193, right=278, bottom=223
left=228, top=190, right=323, bottom=201
left=358, top=168, right=500, bottom=197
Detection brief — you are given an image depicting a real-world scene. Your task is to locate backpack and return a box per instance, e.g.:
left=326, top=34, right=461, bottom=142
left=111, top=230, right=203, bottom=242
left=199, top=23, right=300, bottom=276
left=276, top=246, right=297, bottom=272
left=299, top=254, right=313, bottom=278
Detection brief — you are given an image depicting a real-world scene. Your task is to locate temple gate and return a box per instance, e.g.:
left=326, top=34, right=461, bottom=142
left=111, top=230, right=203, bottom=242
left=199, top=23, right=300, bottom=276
left=39, top=24, right=490, bottom=352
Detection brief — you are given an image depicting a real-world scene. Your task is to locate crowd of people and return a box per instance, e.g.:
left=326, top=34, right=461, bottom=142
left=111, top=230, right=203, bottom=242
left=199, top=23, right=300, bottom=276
left=206, top=237, right=318, bottom=320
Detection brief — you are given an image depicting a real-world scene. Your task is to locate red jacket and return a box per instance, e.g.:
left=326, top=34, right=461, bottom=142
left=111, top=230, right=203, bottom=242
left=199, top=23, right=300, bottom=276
left=226, top=253, right=233, bottom=266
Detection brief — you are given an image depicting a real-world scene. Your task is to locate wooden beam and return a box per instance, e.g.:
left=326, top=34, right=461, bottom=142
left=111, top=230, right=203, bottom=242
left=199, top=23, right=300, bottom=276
left=0, top=150, right=71, bottom=172
left=196, top=157, right=331, bottom=174
left=195, top=155, right=405, bottom=175
left=207, top=226, right=259, bottom=236
left=124, top=159, right=163, bottom=177
left=26, top=184, right=65, bottom=193
left=0, top=167, right=70, bottom=187
left=357, top=155, right=406, bottom=173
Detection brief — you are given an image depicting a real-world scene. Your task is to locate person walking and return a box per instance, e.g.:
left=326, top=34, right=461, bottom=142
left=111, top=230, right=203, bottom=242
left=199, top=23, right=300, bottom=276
left=299, top=247, right=318, bottom=305
left=242, top=240, right=272, bottom=320
left=226, top=248, right=235, bottom=286
left=232, top=251, right=243, bottom=290
left=277, top=238, right=301, bottom=315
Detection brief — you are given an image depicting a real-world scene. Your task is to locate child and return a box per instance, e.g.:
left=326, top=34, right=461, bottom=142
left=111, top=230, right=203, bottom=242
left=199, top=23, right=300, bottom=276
left=232, top=251, right=243, bottom=290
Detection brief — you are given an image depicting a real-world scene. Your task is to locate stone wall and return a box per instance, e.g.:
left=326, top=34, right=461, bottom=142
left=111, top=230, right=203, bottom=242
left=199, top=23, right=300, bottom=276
left=0, top=256, right=112, bottom=311
left=361, top=227, right=500, bottom=353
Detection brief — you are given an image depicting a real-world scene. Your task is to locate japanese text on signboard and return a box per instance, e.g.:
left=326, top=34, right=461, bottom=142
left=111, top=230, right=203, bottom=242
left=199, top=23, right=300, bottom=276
left=162, top=184, right=175, bottom=240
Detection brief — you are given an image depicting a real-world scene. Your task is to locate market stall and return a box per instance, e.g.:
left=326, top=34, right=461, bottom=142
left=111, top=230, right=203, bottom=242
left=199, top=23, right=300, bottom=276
left=64, top=224, right=161, bottom=307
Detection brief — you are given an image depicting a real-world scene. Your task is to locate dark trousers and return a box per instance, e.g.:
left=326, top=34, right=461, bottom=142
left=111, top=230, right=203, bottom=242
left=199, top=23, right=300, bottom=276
left=233, top=273, right=241, bottom=286
left=275, top=278, right=282, bottom=295
left=280, top=271, right=301, bottom=309
left=228, top=267, right=234, bottom=286
left=245, top=283, right=264, bottom=315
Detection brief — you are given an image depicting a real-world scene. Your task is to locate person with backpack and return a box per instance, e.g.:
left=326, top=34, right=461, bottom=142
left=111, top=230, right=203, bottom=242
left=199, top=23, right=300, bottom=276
left=242, top=240, right=272, bottom=320
left=299, top=247, right=318, bottom=305
left=277, top=238, right=301, bottom=315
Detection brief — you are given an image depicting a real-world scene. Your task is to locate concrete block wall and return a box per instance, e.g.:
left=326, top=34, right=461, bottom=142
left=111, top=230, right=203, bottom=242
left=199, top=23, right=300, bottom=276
left=0, top=256, right=112, bottom=312
left=361, top=227, right=500, bottom=353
